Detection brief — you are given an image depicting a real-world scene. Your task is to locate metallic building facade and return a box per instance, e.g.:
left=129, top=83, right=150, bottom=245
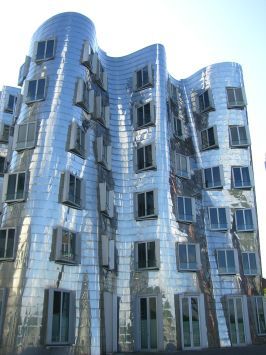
left=0, top=12, right=265, bottom=355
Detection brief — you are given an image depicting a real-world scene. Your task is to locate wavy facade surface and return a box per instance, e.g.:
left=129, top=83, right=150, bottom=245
left=0, top=12, right=265, bottom=355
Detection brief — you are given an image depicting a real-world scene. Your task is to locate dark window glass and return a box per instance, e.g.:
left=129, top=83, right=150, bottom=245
left=137, top=148, right=144, bottom=170
left=36, top=41, right=46, bottom=60
left=17, top=173, right=25, bottom=199
left=6, top=95, right=16, bottom=112
left=138, top=242, right=146, bottom=268
left=36, top=79, right=45, bottom=100
left=146, top=191, right=154, bottom=216
left=144, top=103, right=151, bottom=125
left=137, top=70, right=142, bottom=89
left=0, top=157, right=5, bottom=174
left=179, top=244, right=187, bottom=269
left=188, top=244, right=197, bottom=269
left=208, top=127, right=215, bottom=146
left=138, top=193, right=145, bottom=217
left=28, top=81, right=37, bottom=101
left=17, top=125, right=27, bottom=143
left=61, top=230, right=75, bottom=261
left=147, top=241, right=156, bottom=268
left=218, top=250, right=226, bottom=273
left=227, top=250, right=235, bottom=273
left=142, top=66, right=149, bottom=86
left=46, top=40, right=55, bottom=58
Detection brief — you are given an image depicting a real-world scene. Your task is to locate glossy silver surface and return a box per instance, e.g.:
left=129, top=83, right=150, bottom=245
left=0, top=12, right=263, bottom=355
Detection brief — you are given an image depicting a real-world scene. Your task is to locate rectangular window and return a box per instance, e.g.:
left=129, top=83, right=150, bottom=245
left=135, top=190, right=158, bottom=220
left=227, top=296, right=248, bottom=345
left=253, top=296, right=266, bottom=335
left=134, top=65, right=153, bottom=91
left=135, top=240, right=160, bottom=270
left=99, top=182, right=114, bottom=218
left=35, top=39, right=55, bottom=61
left=81, top=41, right=94, bottom=70
left=172, top=114, right=183, bottom=138
left=202, top=165, right=223, bottom=189
left=169, top=82, right=179, bottom=104
left=68, top=122, right=86, bottom=158
left=235, top=208, right=255, bottom=232
left=102, top=235, right=115, bottom=270
left=75, top=79, right=95, bottom=114
left=53, top=227, right=80, bottom=265
left=0, top=288, right=7, bottom=340
left=198, top=89, right=214, bottom=113
left=136, top=144, right=156, bottom=172
left=3, top=171, right=27, bottom=203
left=13, top=121, right=37, bottom=151
left=229, top=126, right=250, bottom=147
left=18, top=56, right=31, bottom=87
left=208, top=207, right=229, bottom=230
left=200, top=126, right=218, bottom=150
left=175, top=153, right=190, bottom=179
left=4, top=94, right=17, bottom=113
left=242, top=252, right=258, bottom=275
left=95, top=95, right=109, bottom=128
left=177, top=243, right=200, bottom=271
left=96, top=136, right=112, bottom=170
left=217, top=249, right=237, bottom=274
left=0, top=157, right=5, bottom=175
left=45, top=288, right=75, bottom=345
left=226, top=87, right=246, bottom=108
left=176, top=196, right=195, bottom=223
left=25, top=78, right=46, bottom=103
left=0, top=228, right=16, bottom=261
left=60, top=172, right=83, bottom=209
left=232, top=166, right=252, bottom=188
left=0, top=123, right=10, bottom=143
left=134, top=101, right=155, bottom=129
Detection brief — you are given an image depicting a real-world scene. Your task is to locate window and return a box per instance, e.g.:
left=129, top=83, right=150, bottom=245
left=235, top=208, right=255, bottom=232
left=4, top=94, right=17, bottom=113
left=232, top=166, right=252, bottom=188
left=135, top=240, right=159, bottom=270
left=135, top=190, right=158, bottom=220
left=226, top=87, right=246, bottom=108
left=96, top=136, right=112, bottom=170
left=175, top=153, right=190, bottom=179
left=95, top=58, right=107, bottom=90
left=253, top=296, right=266, bottom=335
left=177, top=243, right=200, bottom=271
left=227, top=296, right=249, bottom=345
left=99, top=182, right=114, bottom=218
left=134, top=65, right=153, bottom=91
left=0, top=123, right=10, bottom=143
left=198, top=89, right=214, bottom=113
left=135, top=144, right=156, bottom=172
left=208, top=207, right=230, bottom=230
left=172, top=114, right=183, bottom=138
left=18, top=56, right=31, bottom=87
left=0, top=288, right=7, bottom=340
left=102, top=235, right=115, bottom=270
left=3, top=171, right=27, bottom=203
left=75, top=79, right=95, bottom=114
left=53, top=227, right=80, bottom=265
left=216, top=249, right=238, bottom=274
left=0, top=228, right=16, bottom=261
left=200, top=126, right=218, bottom=150
left=45, top=288, right=75, bottom=345
left=95, top=95, right=110, bottom=128
left=176, top=196, right=195, bottom=223
left=60, top=171, right=83, bottom=209
left=242, top=252, right=258, bottom=275
left=229, top=126, right=250, bottom=147
left=81, top=41, right=95, bottom=70
left=25, top=78, right=46, bottom=103
left=68, top=122, right=86, bottom=158
left=169, top=82, right=178, bottom=104
left=35, top=39, right=55, bottom=61
left=0, top=157, right=5, bottom=175
left=134, top=101, right=155, bottom=129
left=13, top=121, right=37, bottom=151
left=202, top=166, right=223, bottom=189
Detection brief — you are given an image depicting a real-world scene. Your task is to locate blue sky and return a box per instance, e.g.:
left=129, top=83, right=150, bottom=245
left=0, top=0, right=265, bottom=275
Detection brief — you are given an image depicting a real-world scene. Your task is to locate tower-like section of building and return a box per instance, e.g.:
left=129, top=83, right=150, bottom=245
left=0, top=12, right=265, bottom=355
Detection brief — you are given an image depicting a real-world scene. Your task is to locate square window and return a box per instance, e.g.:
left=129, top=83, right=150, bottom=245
left=135, top=240, right=159, bottom=270
left=0, top=228, right=16, bottom=260
left=235, top=208, right=255, bottom=232
left=176, top=196, right=195, bottom=223
left=60, top=172, right=83, bottom=209
left=134, top=65, right=153, bottom=91
left=226, top=87, right=246, bottom=109
left=25, top=78, right=46, bottom=103
left=217, top=249, right=237, bottom=274
left=232, top=166, right=252, bottom=188
left=53, top=227, right=80, bottom=265
left=177, top=243, right=200, bottom=271
left=13, top=121, right=37, bottom=151
left=3, top=172, right=27, bottom=203
left=200, top=126, right=218, bottom=150
left=198, top=89, right=214, bottom=113
left=135, top=190, right=157, bottom=220
left=175, top=153, right=190, bottom=179
left=68, top=122, right=86, bottom=158
left=45, top=288, right=75, bottom=345
left=253, top=296, right=266, bottom=335
left=134, top=101, right=155, bottom=129
left=35, top=39, right=55, bottom=62
left=229, top=126, right=250, bottom=147
left=208, top=207, right=229, bottom=230
left=75, top=79, right=95, bottom=114
left=242, top=252, right=258, bottom=275
left=203, top=166, right=223, bottom=189
left=136, top=144, right=156, bottom=172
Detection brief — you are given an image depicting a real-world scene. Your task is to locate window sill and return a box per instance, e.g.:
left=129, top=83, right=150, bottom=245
left=134, top=122, right=155, bottom=131
left=136, top=166, right=156, bottom=173
left=134, top=83, right=153, bottom=92
left=136, top=215, right=158, bottom=221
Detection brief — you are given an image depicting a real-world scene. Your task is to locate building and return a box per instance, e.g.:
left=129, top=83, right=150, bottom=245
left=0, top=11, right=265, bottom=355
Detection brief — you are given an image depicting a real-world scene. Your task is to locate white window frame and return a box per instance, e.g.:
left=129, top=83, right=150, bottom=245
left=13, top=121, right=37, bottom=151
left=0, top=228, right=16, bottom=261
left=232, top=166, right=252, bottom=189
left=2, top=171, right=28, bottom=203
left=176, top=196, right=196, bottom=223
left=95, top=94, right=110, bottom=128
left=135, top=190, right=158, bottom=220
left=45, top=288, right=75, bottom=345
left=235, top=208, right=255, bottom=232
left=101, top=235, right=115, bottom=270
left=208, top=207, right=230, bottom=231
left=216, top=249, right=238, bottom=275
left=202, top=165, right=224, bottom=189
left=253, top=296, right=266, bottom=335
left=200, top=126, right=218, bottom=150
left=24, top=78, right=46, bottom=104
left=96, top=136, right=112, bottom=170
left=177, top=243, right=201, bottom=271
left=34, top=38, right=55, bottom=62
left=68, top=121, right=86, bottom=158
left=135, top=240, right=160, bottom=270
left=133, top=64, right=153, bottom=91
left=133, top=101, right=155, bottom=129
left=229, top=125, right=250, bottom=147
left=60, top=171, right=83, bottom=209
left=75, top=78, right=95, bottom=114
left=226, top=87, right=246, bottom=109
left=99, top=182, right=114, bottom=218
left=135, top=143, right=156, bottom=172
left=242, top=252, right=259, bottom=276
left=198, top=89, right=214, bottom=113
left=0, top=122, right=10, bottom=143
left=53, top=227, right=81, bottom=265
left=175, top=153, right=190, bottom=179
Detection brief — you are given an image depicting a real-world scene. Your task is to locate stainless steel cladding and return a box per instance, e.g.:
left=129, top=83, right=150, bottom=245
left=0, top=12, right=264, bottom=355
